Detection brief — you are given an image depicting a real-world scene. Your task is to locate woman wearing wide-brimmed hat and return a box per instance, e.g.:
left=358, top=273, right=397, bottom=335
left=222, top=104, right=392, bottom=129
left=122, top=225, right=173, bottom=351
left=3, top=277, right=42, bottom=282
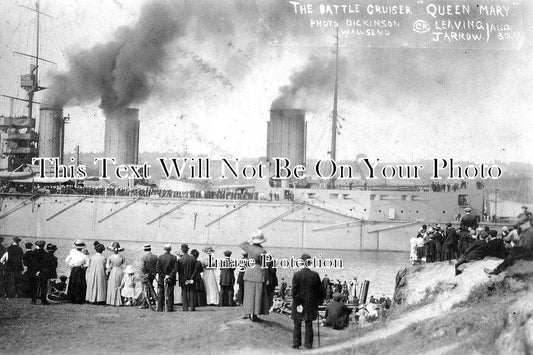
left=106, top=242, right=125, bottom=306
left=239, top=230, right=269, bottom=322
left=65, top=240, right=90, bottom=304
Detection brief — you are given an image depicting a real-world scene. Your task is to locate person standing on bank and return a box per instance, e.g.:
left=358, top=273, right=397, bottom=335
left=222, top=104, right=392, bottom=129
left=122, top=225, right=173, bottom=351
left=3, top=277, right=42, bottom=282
left=239, top=230, right=268, bottom=322
left=178, top=244, right=196, bottom=312
left=177, top=244, right=196, bottom=311
left=156, top=244, right=177, bottom=312
left=2, top=237, right=24, bottom=298
left=46, top=244, right=58, bottom=281
left=65, top=240, right=90, bottom=304
left=219, top=250, right=235, bottom=307
left=236, top=251, right=247, bottom=306
left=202, top=247, right=220, bottom=306
left=291, top=253, right=324, bottom=350
left=190, top=249, right=207, bottom=307
left=22, top=242, right=35, bottom=297
left=29, top=240, right=50, bottom=305
left=85, top=243, right=107, bottom=305
left=138, top=243, right=158, bottom=309
left=106, top=242, right=125, bottom=306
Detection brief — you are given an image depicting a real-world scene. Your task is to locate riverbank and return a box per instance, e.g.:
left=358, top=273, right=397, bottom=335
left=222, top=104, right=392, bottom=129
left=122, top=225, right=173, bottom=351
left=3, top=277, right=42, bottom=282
left=3, top=258, right=530, bottom=354
left=0, top=299, right=363, bottom=354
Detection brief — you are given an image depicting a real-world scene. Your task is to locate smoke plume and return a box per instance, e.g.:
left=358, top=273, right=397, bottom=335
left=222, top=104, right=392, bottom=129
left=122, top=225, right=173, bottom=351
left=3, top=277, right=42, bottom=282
left=48, top=1, right=185, bottom=114
left=47, top=0, right=301, bottom=114
left=271, top=54, right=351, bottom=109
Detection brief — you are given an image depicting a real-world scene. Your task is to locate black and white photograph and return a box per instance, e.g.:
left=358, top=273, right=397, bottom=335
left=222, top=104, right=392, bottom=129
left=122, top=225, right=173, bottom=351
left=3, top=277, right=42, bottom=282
left=0, top=0, right=532, bottom=353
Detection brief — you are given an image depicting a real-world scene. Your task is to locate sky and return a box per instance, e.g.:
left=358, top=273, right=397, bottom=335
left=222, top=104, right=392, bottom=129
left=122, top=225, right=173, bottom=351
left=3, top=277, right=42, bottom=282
left=0, top=0, right=532, bottom=164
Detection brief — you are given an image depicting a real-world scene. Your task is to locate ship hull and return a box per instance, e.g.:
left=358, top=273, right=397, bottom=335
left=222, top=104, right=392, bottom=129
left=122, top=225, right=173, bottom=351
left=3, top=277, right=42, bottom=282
left=0, top=193, right=433, bottom=252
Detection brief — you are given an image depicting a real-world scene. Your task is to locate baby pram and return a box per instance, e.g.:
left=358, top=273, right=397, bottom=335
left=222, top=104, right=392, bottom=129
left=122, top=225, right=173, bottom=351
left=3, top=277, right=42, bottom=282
left=135, top=277, right=158, bottom=311
left=46, top=279, right=68, bottom=303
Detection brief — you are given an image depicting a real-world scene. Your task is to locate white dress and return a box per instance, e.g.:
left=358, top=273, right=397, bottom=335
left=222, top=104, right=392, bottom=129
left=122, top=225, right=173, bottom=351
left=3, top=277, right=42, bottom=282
left=201, top=258, right=219, bottom=305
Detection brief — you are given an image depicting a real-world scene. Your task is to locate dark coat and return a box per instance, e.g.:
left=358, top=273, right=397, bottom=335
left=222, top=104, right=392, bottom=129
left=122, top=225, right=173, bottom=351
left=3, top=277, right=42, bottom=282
left=444, top=227, right=458, bottom=245
left=47, top=253, right=58, bottom=280
left=461, top=214, right=478, bottom=230
left=321, top=277, right=330, bottom=290
left=291, top=268, right=324, bottom=321
left=177, top=253, right=197, bottom=287
left=463, top=240, right=487, bottom=261
left=156, top=252, right=177, bottom=285
left=485, top=239, right=507, bottom=259
left=141, top=252, right=158, bottom=276
left=325, top=300, right=352, bottom=329
left=32, top=248, right=49, bottom=278
left=237, top=257, right=246, bottom=286
left=219, top=266, right=236, bottom=286
left=5, top=245, right=24, bottom=272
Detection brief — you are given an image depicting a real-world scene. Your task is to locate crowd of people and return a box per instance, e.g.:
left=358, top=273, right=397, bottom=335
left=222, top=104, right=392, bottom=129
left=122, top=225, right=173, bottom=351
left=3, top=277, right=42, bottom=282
left=0, top=230, right=362, bottom=350
left=409, top=206, right=533, bottom=277
left=1, top=182, right=287, bottom=201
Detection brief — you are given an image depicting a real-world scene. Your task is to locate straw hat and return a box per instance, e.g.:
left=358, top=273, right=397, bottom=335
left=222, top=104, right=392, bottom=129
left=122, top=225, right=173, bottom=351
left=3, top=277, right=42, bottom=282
left=74, top=239, right=86, bottom=248
left=249, top=230, right=267, bottom=245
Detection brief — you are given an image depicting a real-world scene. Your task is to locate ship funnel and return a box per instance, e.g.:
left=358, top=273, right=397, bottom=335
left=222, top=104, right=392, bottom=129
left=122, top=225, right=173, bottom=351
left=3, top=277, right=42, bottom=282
left=104, top=108, right=140, bottom=165
left=267, top=108, right=306, bottom=167
left=39, top=106, right=65, bottom=163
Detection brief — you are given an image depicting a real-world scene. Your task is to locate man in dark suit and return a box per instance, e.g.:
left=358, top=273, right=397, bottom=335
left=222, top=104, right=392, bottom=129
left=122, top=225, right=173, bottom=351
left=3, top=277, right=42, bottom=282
left=176, top=244, right=197, bottom=311
left=1, top=237, right=24, bottom=298
left=460, top=207, right=478, bottom=230
left=31, top=240, right=52, bottom=305
left=139, top=243, right=158, bottom=309
left=291, top=254, right=324, bottom=350
left=156, top=244, right=177, bottom=312
left=219, top=250, right=235, bottom=307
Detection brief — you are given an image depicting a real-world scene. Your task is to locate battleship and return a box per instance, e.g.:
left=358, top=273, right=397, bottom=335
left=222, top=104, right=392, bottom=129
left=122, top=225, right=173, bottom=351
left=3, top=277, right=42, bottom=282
left=0, top=1, right=502, bottom=252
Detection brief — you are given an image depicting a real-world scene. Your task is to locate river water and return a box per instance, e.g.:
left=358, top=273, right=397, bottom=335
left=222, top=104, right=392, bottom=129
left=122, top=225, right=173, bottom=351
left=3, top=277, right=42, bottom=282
left=21, top=237, right=410, bottom=298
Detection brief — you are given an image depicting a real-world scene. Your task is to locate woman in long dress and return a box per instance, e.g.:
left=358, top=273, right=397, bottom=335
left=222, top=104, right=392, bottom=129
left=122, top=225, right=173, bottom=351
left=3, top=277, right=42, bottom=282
left=65, top=240, right=90, bottom=304
left=201, top=247, right=219, bottom=306
left=239, top=230, right=269, bottom=321
left=106, top=242, right=125, bottom=306
left=85, top=243, right=107, bottom=304
left=190, top=249, right=206, bottom=307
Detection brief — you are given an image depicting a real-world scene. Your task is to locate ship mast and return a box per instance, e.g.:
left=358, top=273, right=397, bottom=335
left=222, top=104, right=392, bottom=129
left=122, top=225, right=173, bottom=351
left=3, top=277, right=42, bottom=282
left=19, top=0, right=50, bottom=119
left=329, top=27, right=339, bottom=188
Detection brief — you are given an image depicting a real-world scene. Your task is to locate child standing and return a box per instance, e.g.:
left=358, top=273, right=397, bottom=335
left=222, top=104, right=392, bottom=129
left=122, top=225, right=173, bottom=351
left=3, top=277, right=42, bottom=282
left=120, top=265, right=137, bottom=306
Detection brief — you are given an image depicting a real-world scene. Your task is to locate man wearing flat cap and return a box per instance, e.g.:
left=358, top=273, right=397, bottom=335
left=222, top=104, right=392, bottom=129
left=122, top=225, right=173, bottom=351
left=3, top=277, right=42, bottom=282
left=291, top=253, right=324, bottom=349
left=219, top=250, right=235, bottom=307
left=138, top=244, right=158, bottom=309
left=156, top=244, right=177, bottom=312
left=486, top=214, right=533, bottom=275
left=177, top=244, right=197, bottom=311
left=1, top=236, right=24, bottom=298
